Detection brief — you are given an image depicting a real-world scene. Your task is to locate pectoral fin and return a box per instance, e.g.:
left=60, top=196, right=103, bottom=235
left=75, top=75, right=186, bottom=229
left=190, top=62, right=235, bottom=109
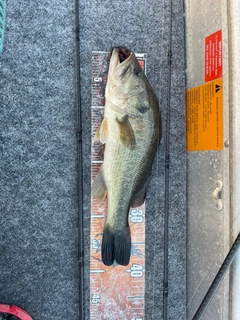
left=94, top=118, right=108, bottom=144
left=91, top=166, right=107, bottom=200
left=116, top=115, right=136, bottom=150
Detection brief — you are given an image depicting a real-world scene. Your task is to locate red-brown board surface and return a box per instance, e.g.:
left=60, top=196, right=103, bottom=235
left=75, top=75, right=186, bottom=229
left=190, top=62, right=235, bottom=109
left=90, top=52, right=147, bottom=320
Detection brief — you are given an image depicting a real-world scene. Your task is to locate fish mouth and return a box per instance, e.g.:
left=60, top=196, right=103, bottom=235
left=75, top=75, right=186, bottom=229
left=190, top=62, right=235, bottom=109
left=117, top=47, right=135, bottom=67
left=117, top=47, right=131, bottom=63
left=110, top=47, right=135, bottom=72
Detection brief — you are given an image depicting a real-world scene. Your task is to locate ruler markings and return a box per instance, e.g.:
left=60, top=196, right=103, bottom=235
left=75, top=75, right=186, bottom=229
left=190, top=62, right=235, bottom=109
left=90, top=51, right=147, bottom=320
left=91, top=106, right=105, bottom=109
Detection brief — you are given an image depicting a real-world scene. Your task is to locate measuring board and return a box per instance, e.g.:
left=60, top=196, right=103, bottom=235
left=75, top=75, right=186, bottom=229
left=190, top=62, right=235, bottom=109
left=90, top=51, right=147, bottom=320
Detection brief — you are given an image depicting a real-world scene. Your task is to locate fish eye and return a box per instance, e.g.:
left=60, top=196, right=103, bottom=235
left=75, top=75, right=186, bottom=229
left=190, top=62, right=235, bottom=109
left=134, top=67, right=142, bottom=76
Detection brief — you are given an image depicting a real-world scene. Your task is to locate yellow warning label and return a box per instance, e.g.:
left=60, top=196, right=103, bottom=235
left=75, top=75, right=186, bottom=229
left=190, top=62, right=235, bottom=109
left=186, top=78, right=223, bottom=151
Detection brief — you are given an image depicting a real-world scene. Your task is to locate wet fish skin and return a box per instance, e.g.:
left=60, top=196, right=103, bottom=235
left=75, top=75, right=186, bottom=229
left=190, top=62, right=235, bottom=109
left=92, top=48, right=161, bottom=266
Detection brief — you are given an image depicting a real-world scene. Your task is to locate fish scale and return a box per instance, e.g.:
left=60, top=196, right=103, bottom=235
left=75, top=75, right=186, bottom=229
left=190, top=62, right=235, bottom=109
left=90, top=51, right=147, bottom=320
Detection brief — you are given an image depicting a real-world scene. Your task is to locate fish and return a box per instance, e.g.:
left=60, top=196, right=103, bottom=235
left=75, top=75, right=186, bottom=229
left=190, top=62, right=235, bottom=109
left=92, top=47, right=161, bottom=266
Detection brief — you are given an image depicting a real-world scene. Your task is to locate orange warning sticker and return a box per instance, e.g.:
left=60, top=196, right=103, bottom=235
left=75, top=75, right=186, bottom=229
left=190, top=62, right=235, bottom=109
left=186, top=78, right=223, bottom=151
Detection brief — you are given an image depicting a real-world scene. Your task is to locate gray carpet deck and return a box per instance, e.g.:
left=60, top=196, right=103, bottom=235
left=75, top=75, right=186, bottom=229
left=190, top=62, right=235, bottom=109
left=0, top=1, right=186, bottom=319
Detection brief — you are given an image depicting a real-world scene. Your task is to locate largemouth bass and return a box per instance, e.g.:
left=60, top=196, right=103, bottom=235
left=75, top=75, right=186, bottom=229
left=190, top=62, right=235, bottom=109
left=92, top=47, right=161, bottom=266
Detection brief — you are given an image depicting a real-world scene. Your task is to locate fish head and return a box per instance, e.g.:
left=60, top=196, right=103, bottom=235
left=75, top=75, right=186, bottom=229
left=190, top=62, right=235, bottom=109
left=105, top=48, right=151, bottom=117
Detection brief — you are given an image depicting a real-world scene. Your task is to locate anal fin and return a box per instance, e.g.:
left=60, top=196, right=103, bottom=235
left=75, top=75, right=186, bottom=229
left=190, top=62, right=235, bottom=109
left=131, top=175, right=151, bottom=208
left=94, top=118, right=108, bottom=144
left=131, top=189, right=146, bottom=208
left=91, top=166, right=107, bottom=200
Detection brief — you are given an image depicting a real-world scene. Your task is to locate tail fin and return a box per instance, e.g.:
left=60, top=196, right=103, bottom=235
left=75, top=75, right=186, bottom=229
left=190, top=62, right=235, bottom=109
left=101, top=227, right=115, bottom=266
left=101, top=226, right=131, bottom=266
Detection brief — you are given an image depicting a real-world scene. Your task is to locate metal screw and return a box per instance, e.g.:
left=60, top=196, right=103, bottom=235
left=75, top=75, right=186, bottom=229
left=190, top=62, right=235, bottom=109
left=224, top=140, right=229, bottom=148
left=216, top=200, right=223, bottom=211
left=215, top=180, right=222, bottom=189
